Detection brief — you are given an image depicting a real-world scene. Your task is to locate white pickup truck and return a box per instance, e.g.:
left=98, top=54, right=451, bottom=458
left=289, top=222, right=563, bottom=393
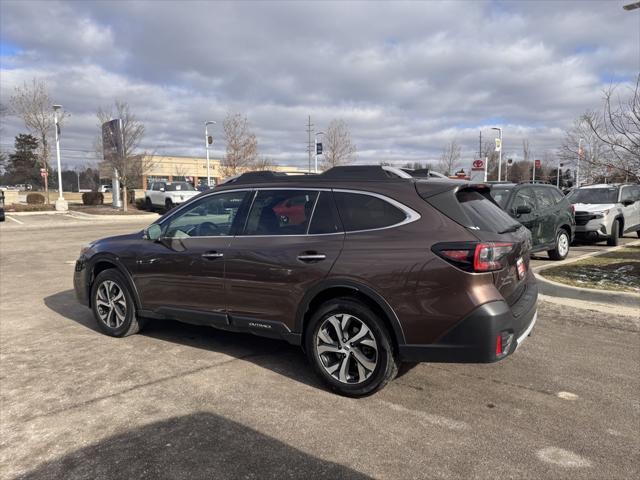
left=144, top=181, right=201, bottom=210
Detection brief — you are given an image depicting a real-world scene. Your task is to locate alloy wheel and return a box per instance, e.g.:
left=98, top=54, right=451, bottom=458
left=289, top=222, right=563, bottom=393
left=558, top=232, right=569, bottom=257
left=315, top=313, right=378, bottom=384
left=95, top=280, right=127, bottom=329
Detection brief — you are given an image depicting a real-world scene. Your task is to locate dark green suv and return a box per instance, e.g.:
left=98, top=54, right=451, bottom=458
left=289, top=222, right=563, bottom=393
left=489, top=182, right=575, bottom=260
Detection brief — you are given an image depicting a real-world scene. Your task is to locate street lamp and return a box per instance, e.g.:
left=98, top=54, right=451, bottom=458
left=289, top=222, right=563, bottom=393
left=314, top=131, right=325, bottom=173
left=491, top=127, right=502, bottom=181
left=205, top=120, right=216, bottom=188
left=53, top=105, right=67, bottom=211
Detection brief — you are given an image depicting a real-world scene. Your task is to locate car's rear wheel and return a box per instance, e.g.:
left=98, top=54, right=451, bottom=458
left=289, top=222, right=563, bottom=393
left=607, top=219, right=620, bottom=246
left=305, top=297, right=399, bottom=397
left=548, top=229, right=570, bottom=260
left=91, top=269, right=143, bottom=337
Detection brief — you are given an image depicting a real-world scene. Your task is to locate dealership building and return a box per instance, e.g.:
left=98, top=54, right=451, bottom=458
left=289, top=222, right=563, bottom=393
left=101, top=155, right=305, bottom=189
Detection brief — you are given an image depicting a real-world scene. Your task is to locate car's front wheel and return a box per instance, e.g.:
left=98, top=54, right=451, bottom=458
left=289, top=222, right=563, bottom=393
left=91, top=269, right=144, bottom=337
left=145, top=197, right=152, bottom=210
left=305, top=297, right=399, bottom=397
left=165, top=198, right=174, bottom=211
left=548, top=229, right=570, bottom=260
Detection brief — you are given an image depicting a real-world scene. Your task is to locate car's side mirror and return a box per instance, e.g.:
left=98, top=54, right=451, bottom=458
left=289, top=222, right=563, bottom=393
left=515, top=205, right=532, bottom=215
left=146, top=224, right=162, bottom=241
left=160, top=187, right=165, bottom=192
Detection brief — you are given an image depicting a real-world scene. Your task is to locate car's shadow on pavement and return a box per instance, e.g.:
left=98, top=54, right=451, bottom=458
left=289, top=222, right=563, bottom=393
left=44, top=290, right=328, bottom=392
left=14, top=412, right=371, bottom=480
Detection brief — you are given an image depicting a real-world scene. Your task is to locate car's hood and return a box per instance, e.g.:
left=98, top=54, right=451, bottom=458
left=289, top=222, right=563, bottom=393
left=572, top=203, right=616, bottom=213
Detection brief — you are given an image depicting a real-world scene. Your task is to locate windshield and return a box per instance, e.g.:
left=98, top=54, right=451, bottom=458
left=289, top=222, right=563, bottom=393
left=489, top=187, right=513, bottom=208
left=568, top=188, right=618, bottom=204
left=457, top=190, right=521, bottom=233
left=166, top=182, right=195, bottom=192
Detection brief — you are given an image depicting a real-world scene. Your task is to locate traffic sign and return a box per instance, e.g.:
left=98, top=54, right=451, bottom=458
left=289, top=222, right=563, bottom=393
left=534, top=159, right=541, bottom=168
left=316, top=142, right=323, bottom=155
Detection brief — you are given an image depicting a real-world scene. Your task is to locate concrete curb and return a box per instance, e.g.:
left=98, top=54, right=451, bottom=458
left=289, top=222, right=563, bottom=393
left=533, top=240, right=640, bottom=309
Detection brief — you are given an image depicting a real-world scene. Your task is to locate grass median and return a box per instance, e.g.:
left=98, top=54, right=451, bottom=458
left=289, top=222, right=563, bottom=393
left=540, top=245, right=640, bottom=293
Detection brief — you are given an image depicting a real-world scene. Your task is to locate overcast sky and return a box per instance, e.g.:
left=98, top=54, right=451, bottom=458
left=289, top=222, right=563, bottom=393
left=0, top=0, right=638, bottom=169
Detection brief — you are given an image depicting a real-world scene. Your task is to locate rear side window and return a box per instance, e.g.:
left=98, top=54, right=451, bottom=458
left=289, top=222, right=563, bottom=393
left=535, top=187, right=556, bottom=209
left=309, top=192, right=342, bottom=234
left=457, top=190, right=520, bottom=233
left=244, top=190, right=318, bottom=235
left=333, top=192, right=407, bottom=232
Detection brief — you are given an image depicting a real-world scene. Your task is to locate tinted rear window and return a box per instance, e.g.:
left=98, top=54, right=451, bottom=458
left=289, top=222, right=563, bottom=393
left=309, top=192, right=342, bottom=234
left=457, top=190, right=520, bottom=233
left=334, top=192, right=407, bottom=231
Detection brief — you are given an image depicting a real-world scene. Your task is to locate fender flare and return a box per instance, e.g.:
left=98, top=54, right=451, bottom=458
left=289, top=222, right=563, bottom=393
left=293, top=278, right=406, bottom=345
left=86, top=253, right=142, bottom=310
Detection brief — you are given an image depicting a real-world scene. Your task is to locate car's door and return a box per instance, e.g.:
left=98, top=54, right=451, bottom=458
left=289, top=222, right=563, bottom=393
left=533, top=187, right=558, bottom=246
left=150, top=182, right=165, bottom=206
left=224, top=189, right=344, bottom=332
left=509, top=187, right=542, bottom=247
left=133, top=189, right=251, bottom=324
left=620, top=186, right=640, bottom=232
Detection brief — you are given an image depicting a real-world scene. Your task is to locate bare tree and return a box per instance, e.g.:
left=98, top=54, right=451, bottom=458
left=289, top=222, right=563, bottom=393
left=0, top=103, right=7, bottom=171
left=437, top=139, right=461, bottom=176
left=10, top=79, right=65, bottom=203
left=252, top=156, right=274, bottom=171
left=583, top=75, right=640, bottom=182
left=321, top=119, right=356, bottom=170
left=220, top=113, right=258, bottom=178
left=96, top=100, right=154, bottom=210
left=560, top=113, right=610, bottom=185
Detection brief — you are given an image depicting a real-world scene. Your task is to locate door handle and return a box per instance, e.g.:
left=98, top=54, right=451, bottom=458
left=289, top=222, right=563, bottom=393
left=202, top=252, right=224, bottom=259
left=297, top=253, right=326, bottom=262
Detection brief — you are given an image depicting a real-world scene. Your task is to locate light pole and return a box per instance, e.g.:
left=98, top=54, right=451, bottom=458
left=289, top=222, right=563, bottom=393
left=53, top=105, right=67, bottom=211
left=576, top=138, right=583, bottom=187
left=314, top=131, right=325, bottom=173
left=492, top=127, right=502, bottom=181
left=205, top=120, right=216, bottom=188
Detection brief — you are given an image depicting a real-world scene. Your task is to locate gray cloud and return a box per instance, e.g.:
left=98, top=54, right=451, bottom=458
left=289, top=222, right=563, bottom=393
left=1, top=0, right=638, bottom=169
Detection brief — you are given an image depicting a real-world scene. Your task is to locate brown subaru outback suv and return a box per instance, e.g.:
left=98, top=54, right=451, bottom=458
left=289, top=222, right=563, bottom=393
left=74, top=166, right=538, bottom=396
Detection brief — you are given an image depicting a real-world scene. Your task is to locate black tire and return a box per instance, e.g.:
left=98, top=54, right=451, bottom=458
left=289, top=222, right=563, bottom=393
left=145, top=197, right=152, bottom=210
left=607, top=219, right=620, bottom=246
left=91, top=269, right=144, bottom=337
left=305, top=297, right=399, bottom=397
left=636, top=230, right=640, bottom=238
left=165, top=198, right=174, bottom=211
left=547, top=229, right=570, bottom=260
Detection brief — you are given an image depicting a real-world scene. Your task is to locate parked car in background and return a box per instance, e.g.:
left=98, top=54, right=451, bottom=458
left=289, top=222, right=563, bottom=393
left=144, top=181, right=201, bottom=210
left=567, top=184, right=640, bottom=245
left=74, top=166, right=538, bottom=397
left=488, top=181, right=575, bottom=260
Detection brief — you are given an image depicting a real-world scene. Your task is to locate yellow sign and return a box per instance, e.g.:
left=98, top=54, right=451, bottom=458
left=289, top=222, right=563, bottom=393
left=495, top=138, right=502, bottom=152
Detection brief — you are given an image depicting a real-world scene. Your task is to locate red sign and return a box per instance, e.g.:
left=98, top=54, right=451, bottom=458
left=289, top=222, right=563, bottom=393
left=472, top=159, right=485, bottom=170
left=534, top=159, right=541, bottom=168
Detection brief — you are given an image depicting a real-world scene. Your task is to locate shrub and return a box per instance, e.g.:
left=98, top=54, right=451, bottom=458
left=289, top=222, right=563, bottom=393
left=82, top=192, right=104, bottom=205
left=127, top=189, right=135, bottom=204
left=26, top=193, right=45, bottom=204
left=135, top=198, right=146, bottom=210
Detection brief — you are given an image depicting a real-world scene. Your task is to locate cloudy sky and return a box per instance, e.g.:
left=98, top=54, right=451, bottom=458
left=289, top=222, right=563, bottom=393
left=0, top=0, right=638, bottom=170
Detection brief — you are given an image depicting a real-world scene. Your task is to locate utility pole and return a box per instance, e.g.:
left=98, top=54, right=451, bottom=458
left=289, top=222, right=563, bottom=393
left=479, top=131, right=482, bottom=159
left=306, top=116, right=314, bottom=173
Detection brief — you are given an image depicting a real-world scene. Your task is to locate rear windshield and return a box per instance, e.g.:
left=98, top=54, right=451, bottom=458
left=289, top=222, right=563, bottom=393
left=489, top=187, right=513, bottom=208
left=567, top=188, right=617, bottom=204
left=166, top=182, right=195, bottom=191
left=457, top=190, right=521, bottom=233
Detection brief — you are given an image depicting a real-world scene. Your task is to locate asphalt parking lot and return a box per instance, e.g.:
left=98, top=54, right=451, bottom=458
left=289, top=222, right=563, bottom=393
left=1, top=218, right=638, bottom=479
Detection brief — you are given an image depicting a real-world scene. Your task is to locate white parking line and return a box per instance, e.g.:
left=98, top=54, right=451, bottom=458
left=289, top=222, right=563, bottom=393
left=6, top=216, right=24, bottom=224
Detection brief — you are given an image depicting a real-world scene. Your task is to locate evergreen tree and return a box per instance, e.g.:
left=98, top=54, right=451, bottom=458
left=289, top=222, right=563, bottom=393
left=7, top=134, right=39, bottom=186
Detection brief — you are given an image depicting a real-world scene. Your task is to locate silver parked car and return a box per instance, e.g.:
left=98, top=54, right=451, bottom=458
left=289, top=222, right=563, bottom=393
left=568, top=184, right=640, bottom=245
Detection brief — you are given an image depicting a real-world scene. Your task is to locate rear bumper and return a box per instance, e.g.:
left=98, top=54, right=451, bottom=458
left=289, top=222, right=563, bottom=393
left=399, top=278, right=538, bottom=363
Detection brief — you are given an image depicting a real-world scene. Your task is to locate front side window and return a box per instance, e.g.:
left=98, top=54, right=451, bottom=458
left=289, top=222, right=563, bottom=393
left=333, top=192, right=408, bottom=232
left=163, top=191, right=248, bottom=238
left=153, top=182, right=165, bottom=191
left=244, top=190, right=319, bottom=235
left=512, top=188, right=537, bottom=214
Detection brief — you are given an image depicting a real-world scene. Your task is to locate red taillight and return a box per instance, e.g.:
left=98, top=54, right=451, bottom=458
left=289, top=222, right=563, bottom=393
left=495, top=334, right=503, bottom=356
left=473, top=243, right=514, bottom=272
left=434, top=242, right=514, bottom=273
